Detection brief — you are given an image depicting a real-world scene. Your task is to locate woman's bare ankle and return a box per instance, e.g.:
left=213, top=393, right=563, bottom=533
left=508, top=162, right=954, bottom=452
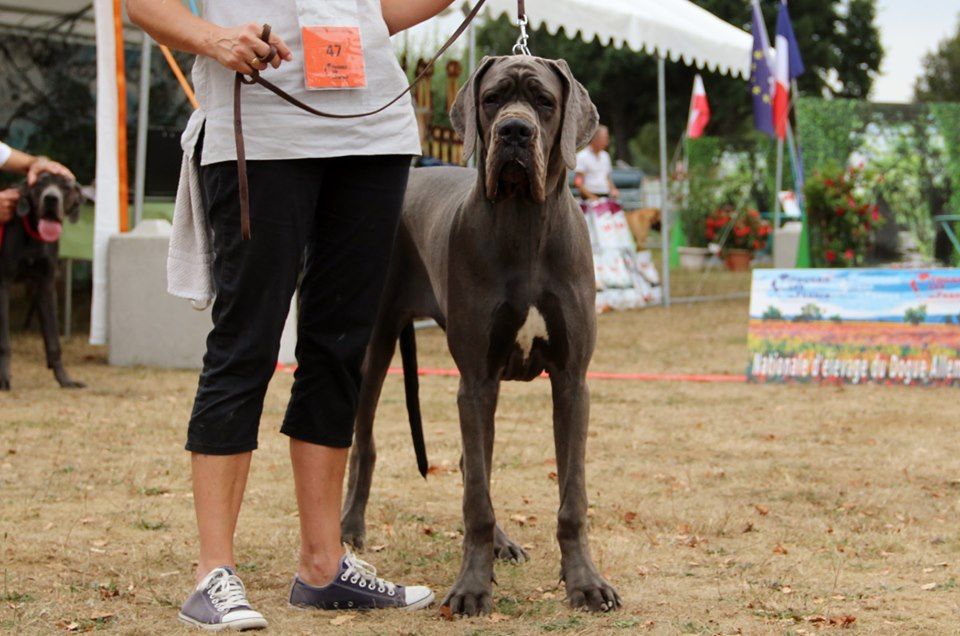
left=195, top=558, right=236, bottom=585
left=298, top=546, right=346, bottom=587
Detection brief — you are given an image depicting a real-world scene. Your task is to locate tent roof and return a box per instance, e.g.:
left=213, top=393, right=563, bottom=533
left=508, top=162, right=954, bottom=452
left=0, top=1, right=142, bottom=44
left=483, top=0, right=752, bottom=78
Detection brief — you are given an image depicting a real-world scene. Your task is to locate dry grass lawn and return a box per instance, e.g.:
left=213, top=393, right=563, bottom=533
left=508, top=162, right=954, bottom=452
left=1, top=299, right=959, bottom=634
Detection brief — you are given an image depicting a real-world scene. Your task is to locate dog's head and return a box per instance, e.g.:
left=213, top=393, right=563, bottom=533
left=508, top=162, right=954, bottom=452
left=451, top=56, right=598, bottom=204
left=17, top=173, right=82, bottom=243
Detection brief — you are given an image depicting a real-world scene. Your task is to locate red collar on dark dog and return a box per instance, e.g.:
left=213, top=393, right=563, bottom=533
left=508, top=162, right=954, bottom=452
left=0, top=217, right=56, bottom=250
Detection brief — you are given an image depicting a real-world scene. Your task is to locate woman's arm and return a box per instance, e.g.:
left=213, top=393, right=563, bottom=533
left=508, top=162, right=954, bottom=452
left=126, top=0, right=293, bottom=75
left=380, top=0, right=456, bottom=35
left=2, top=146, right=75, bottom=185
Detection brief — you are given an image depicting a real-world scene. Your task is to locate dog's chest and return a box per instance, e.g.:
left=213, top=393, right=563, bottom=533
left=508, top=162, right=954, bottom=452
left=489, top=297, right=567, bottom=382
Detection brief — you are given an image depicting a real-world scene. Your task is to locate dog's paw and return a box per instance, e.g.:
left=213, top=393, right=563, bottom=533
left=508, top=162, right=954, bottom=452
left=494, top=525, right=529, bottom=563
left=565, top=576, right=621, bottom=612
left=340, top=522, right=366, bottom=551
left=442, top=582, right=493, bottom=617
left=59, top=379, right=85, bottom=389
left=0, top=377, right=10, bottom=391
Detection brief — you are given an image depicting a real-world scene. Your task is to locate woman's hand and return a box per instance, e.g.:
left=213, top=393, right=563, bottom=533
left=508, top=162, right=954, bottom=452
left=206, top=23, right=294, bottom=75
left=27, top=157, right=74, bottom=185
left=0, top=188, right=19, bottom=223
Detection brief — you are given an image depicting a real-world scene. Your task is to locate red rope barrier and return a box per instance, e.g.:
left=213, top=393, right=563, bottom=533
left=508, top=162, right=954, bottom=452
left=275, top=364, right=745, bottom=384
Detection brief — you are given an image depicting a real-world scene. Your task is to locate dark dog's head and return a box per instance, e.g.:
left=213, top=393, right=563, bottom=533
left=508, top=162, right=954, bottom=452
left=17, top=173, right=82, bottom=243
left=451, top=56, right=598, bottom=204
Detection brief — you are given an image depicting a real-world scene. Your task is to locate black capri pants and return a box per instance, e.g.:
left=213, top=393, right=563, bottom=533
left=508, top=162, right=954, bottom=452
left=185, top=153, right=412, bottom=455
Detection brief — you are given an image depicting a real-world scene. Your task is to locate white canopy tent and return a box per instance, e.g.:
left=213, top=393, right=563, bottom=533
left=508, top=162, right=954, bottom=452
left=1, top=0, right=753, bottom=345
left=476, top=0, right=753, bottom=305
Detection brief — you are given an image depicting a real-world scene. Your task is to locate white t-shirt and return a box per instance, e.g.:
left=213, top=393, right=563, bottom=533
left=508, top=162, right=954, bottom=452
left=0, top=141, right=11, bottom=169
left=575, top=148, right=613, bottom=195
left=185, top=0, right=421, bottom=165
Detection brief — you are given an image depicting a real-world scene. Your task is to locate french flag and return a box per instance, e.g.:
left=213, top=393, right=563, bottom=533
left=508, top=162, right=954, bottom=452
left=686, top=74, right=710, bottom=139
left=773, top=1, right=804, bottom=139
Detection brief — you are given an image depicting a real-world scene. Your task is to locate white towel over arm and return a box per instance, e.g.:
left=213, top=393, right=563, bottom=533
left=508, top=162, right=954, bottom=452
left=167, top=115, right=215, bottom=306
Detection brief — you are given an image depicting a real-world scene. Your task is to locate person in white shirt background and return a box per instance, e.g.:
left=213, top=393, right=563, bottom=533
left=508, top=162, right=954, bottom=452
left=574, top=125, right=619, bottom=201
left=0, top=141, right=75, bottom=224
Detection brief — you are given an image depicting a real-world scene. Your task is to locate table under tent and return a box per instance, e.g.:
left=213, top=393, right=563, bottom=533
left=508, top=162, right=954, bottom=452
left=1, top=0, right=752, bottom=345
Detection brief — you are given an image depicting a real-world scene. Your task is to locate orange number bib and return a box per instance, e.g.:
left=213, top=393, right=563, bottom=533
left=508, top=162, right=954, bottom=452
left=301, top=26, right=367, bottom=89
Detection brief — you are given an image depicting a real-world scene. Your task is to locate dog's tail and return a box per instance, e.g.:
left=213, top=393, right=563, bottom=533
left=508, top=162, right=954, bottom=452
left=399, top=322, right=429, bottom=478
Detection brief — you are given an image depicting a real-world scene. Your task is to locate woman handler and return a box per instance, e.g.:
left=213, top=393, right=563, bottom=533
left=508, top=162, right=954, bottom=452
left=128, top=0, right=452, bottom=630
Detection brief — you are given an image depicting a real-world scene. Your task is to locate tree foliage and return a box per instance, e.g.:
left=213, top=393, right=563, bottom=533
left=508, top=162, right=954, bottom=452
left=915, top=14, right=960, bottom=103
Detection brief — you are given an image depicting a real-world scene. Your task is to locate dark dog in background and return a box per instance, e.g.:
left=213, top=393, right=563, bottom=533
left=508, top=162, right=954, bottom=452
left=340, top=56, right=620, bottom=615
left=0, top=173, right=84, bottom=390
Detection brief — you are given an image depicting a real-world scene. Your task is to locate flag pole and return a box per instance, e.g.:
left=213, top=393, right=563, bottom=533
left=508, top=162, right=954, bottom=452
left=658, top=55, right=671, bottom=307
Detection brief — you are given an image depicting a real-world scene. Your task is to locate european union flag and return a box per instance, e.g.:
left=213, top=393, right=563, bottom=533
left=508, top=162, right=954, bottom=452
left=750, top=3, right=775, bottom=137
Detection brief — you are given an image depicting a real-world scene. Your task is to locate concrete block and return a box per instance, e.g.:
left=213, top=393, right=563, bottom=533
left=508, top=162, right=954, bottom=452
left=108, top=220, right=298, bottom=368
left=773, top=222, right=803, bottom=269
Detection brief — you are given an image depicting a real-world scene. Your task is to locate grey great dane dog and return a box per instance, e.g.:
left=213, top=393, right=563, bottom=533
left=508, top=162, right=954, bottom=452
left=0, top=173, right=84, bottom=391
left=340, top=55, right=620, bottom=616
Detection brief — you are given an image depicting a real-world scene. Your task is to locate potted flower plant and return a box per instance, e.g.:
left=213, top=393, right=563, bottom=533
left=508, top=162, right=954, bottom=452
left=804, top=163, right=882, bottom=267
left=706, top=206, right=772, bottom=271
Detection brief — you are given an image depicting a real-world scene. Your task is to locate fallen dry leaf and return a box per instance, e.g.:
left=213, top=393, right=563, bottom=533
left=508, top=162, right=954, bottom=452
left=439, top=605, right=454, bottom=621
left=754, top=504, right=770, bottom=516
left=624, top=511, right=637, bottom=525
left=921, top=582, right=938, bottom=591
left=773, top=544, right=789, bottom=555
left=488, top=612, right=510, bottom=622
left=547, top=471, right=558, bottom=481
left=421, top=526, right=434, bottom=536
left=330, top=613, right=356, bottom=626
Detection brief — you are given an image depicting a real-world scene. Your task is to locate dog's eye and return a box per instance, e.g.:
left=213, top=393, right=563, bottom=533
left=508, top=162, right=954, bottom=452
left=482, top=94, right=501, bottom=107
left=536, top=95, right=554, bottom=110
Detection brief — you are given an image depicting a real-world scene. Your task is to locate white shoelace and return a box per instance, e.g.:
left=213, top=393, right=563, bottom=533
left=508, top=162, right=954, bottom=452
left=341, top=554, right=397, bottom=596
left=205, top=569, right=250, bottom=612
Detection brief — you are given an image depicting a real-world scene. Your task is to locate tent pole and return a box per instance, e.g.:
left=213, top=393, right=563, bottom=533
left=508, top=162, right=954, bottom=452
left=134, top=36, right=152, bottom=228
left=658, top=55, right=671, bottom=307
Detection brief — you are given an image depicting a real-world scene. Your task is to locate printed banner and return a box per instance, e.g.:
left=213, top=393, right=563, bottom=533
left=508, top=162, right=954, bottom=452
left=747, top=269, right=960, bottom=386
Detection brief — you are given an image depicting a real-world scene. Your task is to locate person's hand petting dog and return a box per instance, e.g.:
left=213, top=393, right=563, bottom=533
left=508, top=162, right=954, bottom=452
left=26, top=157, right=74, bottom=186
left=0, top=188, right=18, bottom=224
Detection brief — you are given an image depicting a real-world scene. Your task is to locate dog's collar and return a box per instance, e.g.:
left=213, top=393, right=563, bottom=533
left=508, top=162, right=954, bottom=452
left=20, top=217, right=55, bottom=244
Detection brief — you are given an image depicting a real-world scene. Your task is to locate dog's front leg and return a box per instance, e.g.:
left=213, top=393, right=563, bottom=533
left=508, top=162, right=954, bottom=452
left=0, top=279, right=10, bottom=390
left=443, top=375, right=498, bottom=616
left=551, top=371, right=621, bottom=612
left=36, top=273, right=83, bottom=389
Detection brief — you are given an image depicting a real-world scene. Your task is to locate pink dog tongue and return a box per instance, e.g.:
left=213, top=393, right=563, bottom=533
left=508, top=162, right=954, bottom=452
left=38, top=219, right=63, bottom=242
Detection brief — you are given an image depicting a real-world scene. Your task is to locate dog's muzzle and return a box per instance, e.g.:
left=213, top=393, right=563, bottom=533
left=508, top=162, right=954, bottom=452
left=486, top=112, right=546, bottom=203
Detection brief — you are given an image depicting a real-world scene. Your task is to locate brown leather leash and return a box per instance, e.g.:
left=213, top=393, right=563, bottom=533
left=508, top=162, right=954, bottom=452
left=233, top=0, right=528, bottom=240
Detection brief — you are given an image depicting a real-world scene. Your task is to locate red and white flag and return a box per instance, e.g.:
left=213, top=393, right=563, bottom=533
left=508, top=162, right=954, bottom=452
left=686, top=74, right=710, bottom=139
left=772, top=16, right=791, bottom=138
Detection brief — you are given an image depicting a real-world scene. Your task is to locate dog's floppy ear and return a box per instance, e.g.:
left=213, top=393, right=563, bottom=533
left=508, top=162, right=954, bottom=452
left=16, top=185, right=31, bottom=218
left=548, top=58, right=599, bottom=169
left=450, top=56, right=498, bottom=161
left=67, top=183, right=83, bottom=223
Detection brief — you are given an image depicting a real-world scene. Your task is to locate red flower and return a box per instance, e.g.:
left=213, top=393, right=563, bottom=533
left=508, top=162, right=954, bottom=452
left=825, top=250, right=836, bottom=263
left=753, top=240, right=761, bottom=250
left=836, top=207, right=845, bottom=216
left=872, top=209, right=880, bottom=222
left=706, top=229, right=716, bottom=240
left=844, top=249, right=854, bottom=261
left=824, top=178, right=835, bottom=187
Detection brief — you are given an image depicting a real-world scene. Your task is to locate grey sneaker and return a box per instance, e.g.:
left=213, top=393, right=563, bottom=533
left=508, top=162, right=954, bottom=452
left=178, top=567, right=267, bottom=631
left=289, top=551, right=434, bottom=611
